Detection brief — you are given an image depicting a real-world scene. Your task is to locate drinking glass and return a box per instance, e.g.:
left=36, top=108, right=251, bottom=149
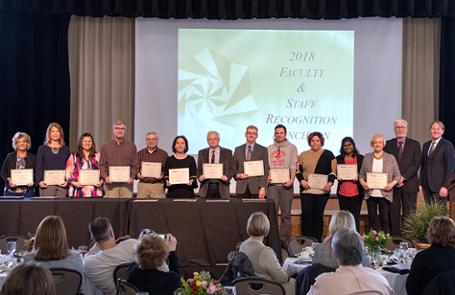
left=78, top=245, right=88, bottom=256
left=7, top=241, right=16, bottom=256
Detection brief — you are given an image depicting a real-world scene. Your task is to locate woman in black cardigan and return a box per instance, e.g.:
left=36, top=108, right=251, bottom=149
left=0, top=132, right=36, bottom=198
left=335, top=137, right=364, bottom=231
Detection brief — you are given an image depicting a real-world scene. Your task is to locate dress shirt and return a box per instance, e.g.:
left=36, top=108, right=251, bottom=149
left=428, top=137, right=442, bottom=156
left=209, top=146, right=220, bottom=164
left=245, top=143, right=255, bottom=159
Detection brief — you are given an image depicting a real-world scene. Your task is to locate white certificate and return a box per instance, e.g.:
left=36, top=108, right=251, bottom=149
left=141, top=162, right=162, bottom=178
left=203, top=163, right=223, bottom=179
left=109, top=166, right=131, bottom=183
left=44, top=170, right=66, bottom=185
left=169, top=168, right=189, bottom=185
left=244, top=160, right=264, bottom=177
left=337, top=164, right=358, bottom=180
left=270, top=169, right=290, bottom=183
left=79, top=169, right=100, bottom=186
left=367, top=172, right=388, bottom=189
left=307, top=173, right=328, bottom=190
left=10, top=169, right=33, bottom=186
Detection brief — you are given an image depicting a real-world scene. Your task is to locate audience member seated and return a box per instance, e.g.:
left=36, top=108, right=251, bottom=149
left=312, top=210, right=371, bottom=268
left=127, top=233, right=180, bottom=295
left=406, top=216, right=455, bottom=295
left=239, top=211, right=295, bottom=295
left=84, top=217, right=137, bottom=295
left=23, top=215, right=91, bottom=294
left=1, top=262, right=56, bottom=295
left=307, top=228, right=393, bottom=295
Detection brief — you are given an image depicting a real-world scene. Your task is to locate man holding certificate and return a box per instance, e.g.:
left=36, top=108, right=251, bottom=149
left=100, top=120, right=139, bottom=198
left=197, top=131, right=233, bottom=199
left=65, top=133, right=103, bottom=198
left=267, top=124, right=298, bottom=243
left=296, top=132, right=336, bottom=242
left=163, top=136, right=197, bottom=198
left=1, top=132, right=36, bottom=198
left=233, top=125, right=269, bottom=199
left=136, top=132, right=168, bottom=198
left=360, top=134, right=401, bottom=234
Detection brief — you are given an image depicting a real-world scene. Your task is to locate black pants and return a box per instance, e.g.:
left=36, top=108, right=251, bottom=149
left=236, top=187, right=258, bottom=199
left=338, top=194, right=363, bottom=232
left=367, top=197, right=391, bottom=234
left=300, top=193, right=329, bottom=242
left=206, top=182, right=221, bottom=198
left=423, top=185, right=447, bottom=205
left=390, top=188, right=417, bottom=236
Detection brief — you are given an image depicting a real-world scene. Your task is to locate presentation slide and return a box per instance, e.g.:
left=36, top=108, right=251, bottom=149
left=178, top=29, right=354, bottom=154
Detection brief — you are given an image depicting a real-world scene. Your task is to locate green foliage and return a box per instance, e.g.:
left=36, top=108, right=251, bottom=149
left=402, top=202, right=446, bottom=243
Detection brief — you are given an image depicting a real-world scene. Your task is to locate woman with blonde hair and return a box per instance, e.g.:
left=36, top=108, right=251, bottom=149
left=312, top=210, right=370, bottom=268
left=35, top=122, right=70, bottom=197
left=407, top=216, right=455, bottom=295
left=24, top=215, right=90, bottom=294
left=239, top=212, right=295, bottom=295
left=0, top=132, right=36, bottom=198
left=1, top=262, right=56, bottom=295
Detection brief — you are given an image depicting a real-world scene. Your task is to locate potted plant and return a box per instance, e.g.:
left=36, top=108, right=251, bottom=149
left=402, top=201, right=446, bottom=249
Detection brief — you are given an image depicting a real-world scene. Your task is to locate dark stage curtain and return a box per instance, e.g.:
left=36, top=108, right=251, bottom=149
left=440, top=17, right=455, bottom=144
left=0, top=11, right=70, bottom=192
left=0, top=0, right=450, bottom=18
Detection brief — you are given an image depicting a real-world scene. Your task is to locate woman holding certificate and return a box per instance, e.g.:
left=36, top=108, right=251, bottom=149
left=296, top=132, right=337, bottom=242
left=164, top=136, right=197, bottom=198
left=335, top=137, right=364, bottom=231
left=359, top=134, right=401, bottom=234
left=35, top=123, right=71, bottom=197
left=65, top=133, right=103, bottom=198
left=1, top=132, right=36, bottom=198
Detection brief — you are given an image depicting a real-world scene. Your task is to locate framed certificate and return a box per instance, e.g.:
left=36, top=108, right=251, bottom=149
left=307, top=173, right=328, bottom=190
left=79, top=169, right=100, bottom=186
left=203, top=163, right=223, bottom=179
left=44, top=170, right=66, bottom=185
left=270, top=168, right=290, bottom=183
left=244, top=160, right=264, bottom=177
left=141, top=162, right=162, bottom=178
left=10, top=169, right=33, bottom=186
left=337, top=164, right=358, bottom=180
left=109, top=166, right=131, bottom=183
left=367, top=172, right=388, bottom=189
left=169, top=168, right=189, bottom=185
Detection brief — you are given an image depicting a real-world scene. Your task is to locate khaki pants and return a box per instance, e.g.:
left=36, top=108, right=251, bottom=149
left=105, top=183, right=133, bottom=198
left=137, top=183, right=165, bottom=199
left=39, top=185, right=68, bottom=198
left=268, top=185, right=294, bottom=241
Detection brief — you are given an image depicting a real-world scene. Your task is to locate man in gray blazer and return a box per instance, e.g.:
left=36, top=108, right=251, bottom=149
left=197, top=131, right=234, bottom=199
left=233, top=125, right=269, bottom=198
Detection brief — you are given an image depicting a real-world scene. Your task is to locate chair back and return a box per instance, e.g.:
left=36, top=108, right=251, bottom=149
left=113, top=262, right=134, bottom=283
left=0, top=235, right=29, bottom=253
left=384, top=236, right=414, bottom=251
left=296, top=263, right=335, bottom=295
left=117, top=279, right=139, bottom=295
left=50, top=268, right=82, bottom=295
left=349, top=291, right=385, bottom=295
left=287, top=236, right=318, bottom=257
left=233, top=277, right=285, bottom=295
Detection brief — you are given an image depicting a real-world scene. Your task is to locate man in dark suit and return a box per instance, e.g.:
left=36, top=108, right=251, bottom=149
left=384, top=119, right=421, bottom=235
left=197, top=131, right=233, bottom=199
left=420, top=120, right=455, bottom=204
left=233, top=125, right=269, bottom=198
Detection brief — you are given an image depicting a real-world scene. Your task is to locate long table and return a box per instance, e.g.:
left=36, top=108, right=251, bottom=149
left=0, top=198, right=281, bottom=266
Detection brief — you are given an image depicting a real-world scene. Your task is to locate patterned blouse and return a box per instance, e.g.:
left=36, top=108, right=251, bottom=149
left=65, top=152, right=103, bottom=198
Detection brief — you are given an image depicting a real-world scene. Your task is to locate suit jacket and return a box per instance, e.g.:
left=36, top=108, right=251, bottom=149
left=197, top=146, right=233, bottom=199
left=420, top=137, right=455, bottom=192
left=233, top=143, right=269, bottom=195
left=359, top=152, right=401, bottom=202
left=384, top=137, right=421, bottom=193
left=1, top=152, right=36, bottom=187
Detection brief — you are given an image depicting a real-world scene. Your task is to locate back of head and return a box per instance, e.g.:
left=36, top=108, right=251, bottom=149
left=89, top=217, right=113, bottom=243
left=246, top=212, right=270, bottom=237
left=331, top=228, right=364, bottom=266
left=429, top=216, right=455, bottom=247
left=34, top=215, right=69, bottom=261
left=1, top=262, right=56, bottom=295
left=327, top=210, right=356, bottom=239
left=137, top=234, right=168, bottom=269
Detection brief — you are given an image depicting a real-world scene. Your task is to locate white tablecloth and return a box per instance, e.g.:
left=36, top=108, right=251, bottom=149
left=283, top=258, right=408, bottom=295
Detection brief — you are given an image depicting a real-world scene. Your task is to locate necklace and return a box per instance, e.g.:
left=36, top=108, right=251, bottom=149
left=51, top=147, right=60, bottom=154
left=373, top=152, right=383, bottom=159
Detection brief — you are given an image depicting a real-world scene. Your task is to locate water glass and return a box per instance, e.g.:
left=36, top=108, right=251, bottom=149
left=7, top=241, right=16, bottom=256
left=222, top=286, right=236, bottom=295
left=136, top=292, right=149, bottom=295
left=78, top=245, right=88, bottom=256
